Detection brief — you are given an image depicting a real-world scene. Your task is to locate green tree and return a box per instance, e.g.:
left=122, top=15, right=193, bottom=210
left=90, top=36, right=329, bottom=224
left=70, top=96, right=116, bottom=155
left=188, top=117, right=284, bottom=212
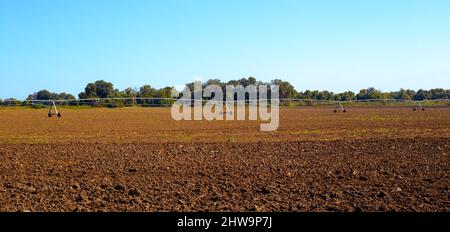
left=154, top=86, right=173, bottom=105
left=392, top=89, right=415, bottom=100
left=84, top=83, right=97, bottom=98
left=138, top=85, right=156, bottom=97
left=429, top=88, right=447, bottom=99
left=334, top=91, right=355, bottom=101
left=356, top=87, right=382, bottom=100
left=316, top=90, right=334, bottom=100
left=56, top=92, right=75, bottom=100
left=94, top=80, right=114, bottom=98
left=299, top=90, right=313, bottom=99
left=248, top=77, right=257, bottom=85
left=205, top=79, right=223, bottom=87
left=238, top=78, right=250, bottom=87
left=156, top=86, right=173, bottom=98
left=79, top=80, right=114, bottom=99
left=36, top=90, right=55, bottom=100
left=271, top=79, right=298, bottom=99
left=413, top=89, right=430, bottom=100
left=3, top=98, right=20, bottom=106
left=226, top=79, right=240, bottom=86
left=27, top=90, right=73, bottom=101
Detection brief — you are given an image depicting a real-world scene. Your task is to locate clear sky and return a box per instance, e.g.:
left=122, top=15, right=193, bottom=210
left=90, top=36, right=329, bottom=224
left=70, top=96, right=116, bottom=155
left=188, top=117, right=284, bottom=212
left=1, top=0, right=449, bottom=99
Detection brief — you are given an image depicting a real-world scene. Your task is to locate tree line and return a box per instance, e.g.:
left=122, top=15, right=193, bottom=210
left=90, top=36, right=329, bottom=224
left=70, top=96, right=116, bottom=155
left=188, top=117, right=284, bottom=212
left=1, top=78, right=450, bottom=106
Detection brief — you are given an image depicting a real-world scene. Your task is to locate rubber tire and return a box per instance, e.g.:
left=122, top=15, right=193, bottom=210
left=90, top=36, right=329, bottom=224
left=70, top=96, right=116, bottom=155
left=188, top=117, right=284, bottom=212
left=48, top=113, right=52, bottom=117
left=57, top=113, right=61, bottom=118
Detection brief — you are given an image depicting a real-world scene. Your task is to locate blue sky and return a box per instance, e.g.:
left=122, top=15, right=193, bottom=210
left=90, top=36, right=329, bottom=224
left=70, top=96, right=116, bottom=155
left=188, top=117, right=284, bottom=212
left=1, top=0, right=449, bottom=99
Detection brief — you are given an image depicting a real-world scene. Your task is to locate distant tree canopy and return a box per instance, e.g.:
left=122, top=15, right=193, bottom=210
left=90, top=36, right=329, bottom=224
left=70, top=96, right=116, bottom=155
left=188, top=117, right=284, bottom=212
left=334, top=91, right=356, bottom=101
left=78, top=80, right=114, bottom=99
left=27, top=90, right=75, bottom=101
left=17, top=78, right=450, bottom=105
left=271, top=79, right=298, bottom=99
left=356, top=87, right=383, bottom=100
left=138, top=85, right=156, bottom=98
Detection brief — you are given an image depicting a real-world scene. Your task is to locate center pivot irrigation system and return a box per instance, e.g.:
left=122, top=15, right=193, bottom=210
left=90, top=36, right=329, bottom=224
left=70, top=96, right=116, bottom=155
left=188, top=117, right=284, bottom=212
left=48, top=100, right=61, bottom=117
left=2, top=98, right=449, bottom=118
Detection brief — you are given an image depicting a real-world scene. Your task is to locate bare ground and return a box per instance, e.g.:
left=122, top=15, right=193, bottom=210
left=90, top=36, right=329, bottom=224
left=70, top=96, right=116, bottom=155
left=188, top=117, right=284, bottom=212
left=0, top=107, right=449, bottom=211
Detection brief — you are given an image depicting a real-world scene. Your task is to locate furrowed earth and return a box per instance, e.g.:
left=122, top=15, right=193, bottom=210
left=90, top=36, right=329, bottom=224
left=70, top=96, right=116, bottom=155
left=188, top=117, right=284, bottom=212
left=0, top=107, right=449, bottom=212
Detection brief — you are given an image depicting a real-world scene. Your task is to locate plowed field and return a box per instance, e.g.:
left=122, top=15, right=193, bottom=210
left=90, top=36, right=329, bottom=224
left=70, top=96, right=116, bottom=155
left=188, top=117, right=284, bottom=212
left=0, top=107, right=449, bottom=211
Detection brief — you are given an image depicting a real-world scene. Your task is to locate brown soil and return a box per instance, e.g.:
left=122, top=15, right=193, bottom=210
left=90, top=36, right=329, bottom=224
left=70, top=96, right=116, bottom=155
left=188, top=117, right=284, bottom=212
left=0, top=107, right=449, bottom=144
left=0, top=107, right=449, bottom=211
